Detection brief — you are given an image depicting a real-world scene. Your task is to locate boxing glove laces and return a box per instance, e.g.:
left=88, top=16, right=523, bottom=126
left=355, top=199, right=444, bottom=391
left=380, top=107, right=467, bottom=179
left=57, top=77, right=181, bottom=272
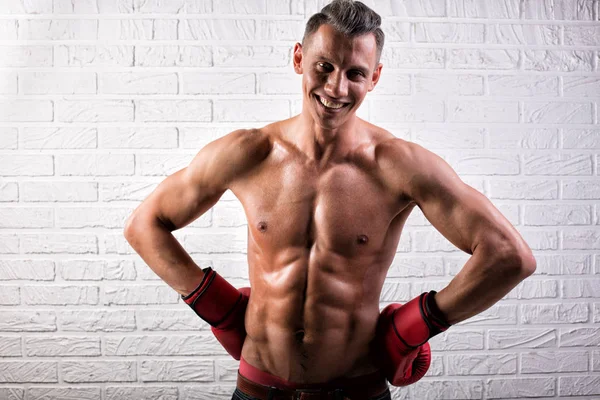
left=375, top=290, right=451, bottom=386
left=182, top=267, right=250, bottom=360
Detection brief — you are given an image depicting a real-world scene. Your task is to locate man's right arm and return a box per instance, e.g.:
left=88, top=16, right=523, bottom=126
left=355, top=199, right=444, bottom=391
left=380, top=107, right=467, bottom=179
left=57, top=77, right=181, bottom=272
left=123, top=129, right=271, bottom=296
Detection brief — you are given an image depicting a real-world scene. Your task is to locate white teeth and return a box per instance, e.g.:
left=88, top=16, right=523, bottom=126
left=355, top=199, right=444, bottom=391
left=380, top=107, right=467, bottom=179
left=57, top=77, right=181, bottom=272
left=318, top=96, right=344, bottom=109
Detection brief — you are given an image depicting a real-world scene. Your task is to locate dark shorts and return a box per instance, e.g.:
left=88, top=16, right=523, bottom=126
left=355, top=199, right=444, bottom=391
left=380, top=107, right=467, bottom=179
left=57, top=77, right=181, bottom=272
left=232, top=356, right=391, bottom=400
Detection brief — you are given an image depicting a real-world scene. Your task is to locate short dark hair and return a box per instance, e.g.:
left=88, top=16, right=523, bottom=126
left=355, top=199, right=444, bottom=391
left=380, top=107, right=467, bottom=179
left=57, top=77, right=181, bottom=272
left=302, top=0, right=385, bottom=63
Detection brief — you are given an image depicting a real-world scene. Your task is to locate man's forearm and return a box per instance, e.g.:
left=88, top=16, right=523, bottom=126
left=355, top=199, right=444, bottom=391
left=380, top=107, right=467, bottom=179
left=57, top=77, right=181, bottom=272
left=124, top=215, right=205, bottom=296
left=433, top=246, right=535, bottom=326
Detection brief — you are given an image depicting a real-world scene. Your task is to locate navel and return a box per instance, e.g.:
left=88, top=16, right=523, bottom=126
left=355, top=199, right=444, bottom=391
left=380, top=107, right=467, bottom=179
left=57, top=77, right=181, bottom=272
left=257, top=221, right=268, bottom=232
left=357, top=234, right=369, bottom=245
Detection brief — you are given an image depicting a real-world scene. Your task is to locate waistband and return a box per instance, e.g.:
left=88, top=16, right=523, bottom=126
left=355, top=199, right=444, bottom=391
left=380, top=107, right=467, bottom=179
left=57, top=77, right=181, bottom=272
left=239, top=356, right=388, bottom=391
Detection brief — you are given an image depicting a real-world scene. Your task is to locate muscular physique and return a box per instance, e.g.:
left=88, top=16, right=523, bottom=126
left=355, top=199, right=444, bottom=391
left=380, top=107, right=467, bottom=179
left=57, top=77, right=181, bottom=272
left=124, top=23, right=536, bottom=385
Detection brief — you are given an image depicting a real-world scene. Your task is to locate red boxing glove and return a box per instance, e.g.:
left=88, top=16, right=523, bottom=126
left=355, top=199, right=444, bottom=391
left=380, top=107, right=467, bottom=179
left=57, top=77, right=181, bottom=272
left=375, top=290, right=451, bottom=386
left=182, top=267, right=250, bottom=360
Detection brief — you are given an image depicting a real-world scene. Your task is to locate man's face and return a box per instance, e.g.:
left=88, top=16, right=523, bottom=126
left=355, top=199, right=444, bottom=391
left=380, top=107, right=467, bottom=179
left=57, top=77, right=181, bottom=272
left=293, top=23, right=382, bottom=130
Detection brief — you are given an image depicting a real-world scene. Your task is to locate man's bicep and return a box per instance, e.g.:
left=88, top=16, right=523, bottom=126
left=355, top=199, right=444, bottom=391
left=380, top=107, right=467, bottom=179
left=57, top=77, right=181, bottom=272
left=410, top=149, right=517, bottom=256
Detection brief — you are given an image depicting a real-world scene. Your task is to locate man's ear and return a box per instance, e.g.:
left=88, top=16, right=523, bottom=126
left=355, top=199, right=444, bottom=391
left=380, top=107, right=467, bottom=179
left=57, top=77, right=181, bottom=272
left=368, top=63, right=383, bottom=92
left=293, top=42, right=303, bottom=74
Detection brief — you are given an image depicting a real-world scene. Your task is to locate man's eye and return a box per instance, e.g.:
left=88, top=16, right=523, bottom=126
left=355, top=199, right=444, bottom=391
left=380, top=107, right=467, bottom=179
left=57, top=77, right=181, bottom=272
left=317, top=62, right=331, bottom=71
left=349, top=70, right=365, bottom=79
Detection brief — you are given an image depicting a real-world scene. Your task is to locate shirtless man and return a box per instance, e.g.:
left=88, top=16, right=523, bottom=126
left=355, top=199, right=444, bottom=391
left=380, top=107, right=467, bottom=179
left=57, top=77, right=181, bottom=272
left=124, top=1, right=537, bottom=399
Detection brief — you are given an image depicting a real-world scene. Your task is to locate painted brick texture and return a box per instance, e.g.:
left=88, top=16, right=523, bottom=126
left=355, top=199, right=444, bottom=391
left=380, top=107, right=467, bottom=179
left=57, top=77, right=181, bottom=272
left=0, top=0, right=599, bottom=399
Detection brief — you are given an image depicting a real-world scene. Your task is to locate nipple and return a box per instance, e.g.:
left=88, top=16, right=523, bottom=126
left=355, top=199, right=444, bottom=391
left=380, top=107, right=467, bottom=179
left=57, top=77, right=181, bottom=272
left=257, top=221, right=267, bottom=232
left=357, top=234, right=369, bottom=245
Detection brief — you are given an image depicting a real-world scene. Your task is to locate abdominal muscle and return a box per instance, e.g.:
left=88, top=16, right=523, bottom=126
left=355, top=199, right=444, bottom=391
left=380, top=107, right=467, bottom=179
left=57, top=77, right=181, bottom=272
left=240, top=245, right=387, bottom=384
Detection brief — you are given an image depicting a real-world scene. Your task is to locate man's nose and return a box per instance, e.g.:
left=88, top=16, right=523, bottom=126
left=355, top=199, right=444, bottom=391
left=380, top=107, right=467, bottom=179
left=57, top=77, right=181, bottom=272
left=324, top=71, right=348, bottom=99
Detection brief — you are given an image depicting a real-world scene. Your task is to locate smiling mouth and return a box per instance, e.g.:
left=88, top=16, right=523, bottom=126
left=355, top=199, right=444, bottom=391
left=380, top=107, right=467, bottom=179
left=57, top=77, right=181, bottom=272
left=315, top=95, right=348, bottom=110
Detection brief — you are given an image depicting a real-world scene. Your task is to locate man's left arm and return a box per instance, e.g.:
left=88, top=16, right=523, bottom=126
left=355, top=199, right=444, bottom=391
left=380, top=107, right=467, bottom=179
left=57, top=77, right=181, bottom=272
left=380, top=138, right=537, bottom=325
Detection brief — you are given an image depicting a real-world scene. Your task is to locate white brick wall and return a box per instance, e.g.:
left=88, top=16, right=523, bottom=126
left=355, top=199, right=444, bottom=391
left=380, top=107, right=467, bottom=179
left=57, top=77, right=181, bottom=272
left=0, top=0, right=599, bottom=398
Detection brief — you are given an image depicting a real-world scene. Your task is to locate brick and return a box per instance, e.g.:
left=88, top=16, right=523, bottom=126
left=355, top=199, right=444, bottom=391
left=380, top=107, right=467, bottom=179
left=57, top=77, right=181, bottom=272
left=564, top=77, right=600, bottom=97
left=564, top=25, right=600, bottom=45
left=413, top=128, right=484, bottom=150
left=489, top=128, right=558, bottom=149
left=379, top=21, right=410, bottom=42
left=104, top=333, right=220, bottom=356
left=56, top=154, right=134, bottom=176
left=0, top=362, right=57, bottom=383
left=444, top=151, right=520, bottom=175
left=104, top=285, right=178, bottom=305
left=59, top=260, right=104, bottom=281
left=19, top=19, right=97, bottom=40
left=105, top=260, right=136, bottom=281
left=559, top=376, right=600, bottom=396
left=0, top=0, right=52, bottom=13
left=560, top=327, right=600, bottom=347
left=562, top=255, right=593, bottom=275
left=449, top=0, right=519, bottom=18
left=0, top=287, right=19, bottom=305
left=379, top=282, right=411, bottom=302
left=140, top=360, right=213, bottom=382
left=62, top=361, right=136, bottom=383
left=29, top=388, right=101, bottom=400
left=0, top=311, right=56, bottom=332
left=414, top=74, right=482, bottom=96
left=21, top=127, right=96, bottom=149
left=523, top=154, right=592, bottom=176
left=135, top=46, right=212, bottom=67
left=380, top=48, right=444, bottom=69
left=521, top=230, right=559, bottom=250
left=182, top=73, right=255, bottom=95
left=486, top=377, right=555, bottom=398
left=54, top=0, right=134, bottom=13
left=213, top=201, right=247, bottom=227
left=370, top=100, right=444, bottom=123
left=137, top=100, right=211, bottom=122
left=258, top=20, right=305, bottom=41
left=488, top=24, right=559, bottom=45
left=431, top=330, right=484, bottom=351
left=0, top=46, right=52, bottom=67
left=214, top=0, right=264, bottom=13
left=99, top=127, right=177, bottom=149
left=532, top=256, right=561, bottom=276
left=516, top=279, right=559, bottom=299
left=0, top=155, right=53, bottom=176
left=449, top=100, right=518, bottom=123
left=524, top=50, right=594, bottom=72
left=258, top=72, right=302, bottom=95
left=387, top=257, right=444, bottom=278
left=104, top=234, right=137, bottom=254
left=0, top=128, right=17, bottom=149
left=457, top=304, right=518, bottom=326
left=216, top=359, right=239, bottom=381
left=0, top=236, right=19, bottom=254
left=410, top=379, right=483, bottom=398
left=184, top=231, right=247, bottom=254
left=525, top=101, right=592, bottom=124
left=521, top=303, right=588, bottom=324
left=182, top=19, right=256, bottom=40
left=106, top=387, right=177, bottom=400
left=98, top=19, right=152, bottom=39
left=563, top=279, right=600, bottom=298
left=21, top=182, right=98, bottom=202
left=564, top=229, right=600, bottom=250
left=489, top=75, right=558, bottom=97
left=133, top=0, right=210, bottom=12
left=136, top=154, right=192, bottom=177
left=488, top=329, right=557, bottom=349
left=25, top=336, right=100, bottom=356
left=0, top=182, right=18, bottom=202
left=522, top=0, right=594, bottom=20
left=447, top=353, right=517, bottom=375
left=56, top=45, right=134, bottom=67
left=267, top=0, right=302, bottom=14
left=0, top=71, right=17, bottom=93
left=563, top=179, right=600, bottom=199
left=449, top=49, right=519, bottom=70
left=0, top=260, right=54, bottom=281
left=524, top=205, right=591, bottom=226
left=365, top=0, right=446, bottom=17
left=21, top=234, right=97, bottom=254
left=56, top=207, right=132, bottom=228
left=59, top=310, right=135, bottom=332
left=214, top=100, right=290, bottom=122
left=99, top=72, right=177, bottom=94
left=0, top=336, right=21, bottom=356
left=57, top=100, right=134, bottom=123
left=0, top=100, right=52, bottom=122
left=137, top=309, right=209, bottom=331
left=100, top=182, right=157, bottom=201
left=370, top=73, right=410, bottom=95
left=153, top=19, right=178, bottom=39
left=0, top=388, right=23, bottom=400
left=214, top=46, right=290, bottom=67
left=412, top=229, right=457, bottom=252
left=522, top=350, right=588, bottom=373
left=415, top=23, right=484, bottom=43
